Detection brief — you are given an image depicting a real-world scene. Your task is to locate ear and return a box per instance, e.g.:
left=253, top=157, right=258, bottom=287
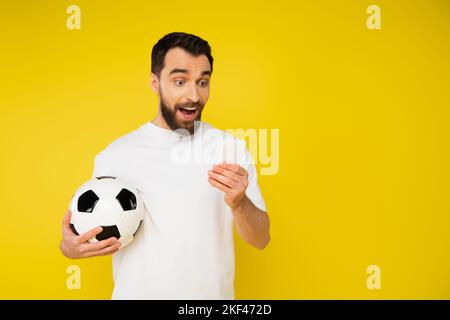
left=150, top=72, right=159, bottom=95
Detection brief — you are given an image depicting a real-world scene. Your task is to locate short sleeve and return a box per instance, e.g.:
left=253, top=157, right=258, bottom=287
left=241, top=149, right=267, bottom=213
left=92, top=151, right=117, bottom=179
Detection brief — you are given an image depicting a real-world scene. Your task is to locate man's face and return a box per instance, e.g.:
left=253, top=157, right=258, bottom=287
left=152, top=47, right=211, bottom=134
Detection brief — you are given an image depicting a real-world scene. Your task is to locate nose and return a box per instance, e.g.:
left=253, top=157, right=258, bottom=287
left=185, top=83, right=200, bottom=105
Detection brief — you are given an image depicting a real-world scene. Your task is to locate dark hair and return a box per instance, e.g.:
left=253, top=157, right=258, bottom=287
left=151, top=32, right=213, bottom=78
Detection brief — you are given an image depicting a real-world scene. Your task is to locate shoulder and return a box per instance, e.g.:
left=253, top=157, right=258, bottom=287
left=95, top=123, right=147, bottom=161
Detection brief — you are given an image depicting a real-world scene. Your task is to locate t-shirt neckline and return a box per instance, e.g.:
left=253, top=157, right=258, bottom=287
left=143, top=120, right=206, bottom=142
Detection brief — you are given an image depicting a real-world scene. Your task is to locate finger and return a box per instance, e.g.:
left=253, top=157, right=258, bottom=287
left=208, top=176, right=231, bottom=193
left=218, top=163, right=247, bottom=176
left=208, top=171, right=237, bottom=188
left=75, top=226, right=103, bottom=245
left=212, top=165, right=240, bottom=183
left=62, top=210, right=74, bottom=235
left=81, top=237, right=118, bottom=252
left=84, top=242, right=121, bottom=257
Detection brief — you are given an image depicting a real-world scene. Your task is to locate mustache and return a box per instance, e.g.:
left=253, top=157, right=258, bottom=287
left=175, top=101, right=203, bottom=110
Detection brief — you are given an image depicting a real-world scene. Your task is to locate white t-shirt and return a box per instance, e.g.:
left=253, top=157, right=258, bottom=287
left=92, top=121, right=266, bottom=299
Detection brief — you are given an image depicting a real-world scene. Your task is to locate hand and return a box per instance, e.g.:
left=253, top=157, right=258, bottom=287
left=60, top=210, right=121, bottom=259
left=208, top=163, right=249, bottom=210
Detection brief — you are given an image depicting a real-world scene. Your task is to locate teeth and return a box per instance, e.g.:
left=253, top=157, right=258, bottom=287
left=182, top=107, right=198, bottom=111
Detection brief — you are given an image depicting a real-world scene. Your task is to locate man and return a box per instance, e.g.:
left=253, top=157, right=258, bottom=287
left=60, top=32, right=270, bottom=299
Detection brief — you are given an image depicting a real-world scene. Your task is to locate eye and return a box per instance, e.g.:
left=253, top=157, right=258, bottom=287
left=198, top=80, right=209, bottom=87
left=174, top=79, right=185, bottom=86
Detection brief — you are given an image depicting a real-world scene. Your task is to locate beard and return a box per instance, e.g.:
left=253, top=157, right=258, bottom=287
left=160, top=92, right=204, bottom=135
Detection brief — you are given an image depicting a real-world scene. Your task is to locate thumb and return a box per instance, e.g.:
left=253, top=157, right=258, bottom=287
left=62, top=210, right=73, bottom=235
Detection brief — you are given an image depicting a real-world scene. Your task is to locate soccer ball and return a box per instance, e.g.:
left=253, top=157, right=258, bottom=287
left=69, top=176, right=144, bottom=249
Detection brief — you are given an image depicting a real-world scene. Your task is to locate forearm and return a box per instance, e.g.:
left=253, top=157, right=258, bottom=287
left=232, top=195, right=270, bottom=250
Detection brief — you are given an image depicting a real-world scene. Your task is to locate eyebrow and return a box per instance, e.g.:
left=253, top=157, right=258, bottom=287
left=168, top=68, right=211, bottom=77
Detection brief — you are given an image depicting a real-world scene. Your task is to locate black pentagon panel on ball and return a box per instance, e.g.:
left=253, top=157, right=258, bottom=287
left=69, top=224, right=79, bottom=236
left=96, top=225, right=121, bottom=241
left=116, top=188, right=137, bottom=211
left=78, top=190, right=99, bottom=213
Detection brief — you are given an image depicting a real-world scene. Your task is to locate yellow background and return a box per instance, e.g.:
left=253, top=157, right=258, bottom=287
left=0, top=0, right=449, bottom=299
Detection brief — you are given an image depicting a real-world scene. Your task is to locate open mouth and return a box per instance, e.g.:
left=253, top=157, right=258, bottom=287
left=178, top=106, right=199, bottom=120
